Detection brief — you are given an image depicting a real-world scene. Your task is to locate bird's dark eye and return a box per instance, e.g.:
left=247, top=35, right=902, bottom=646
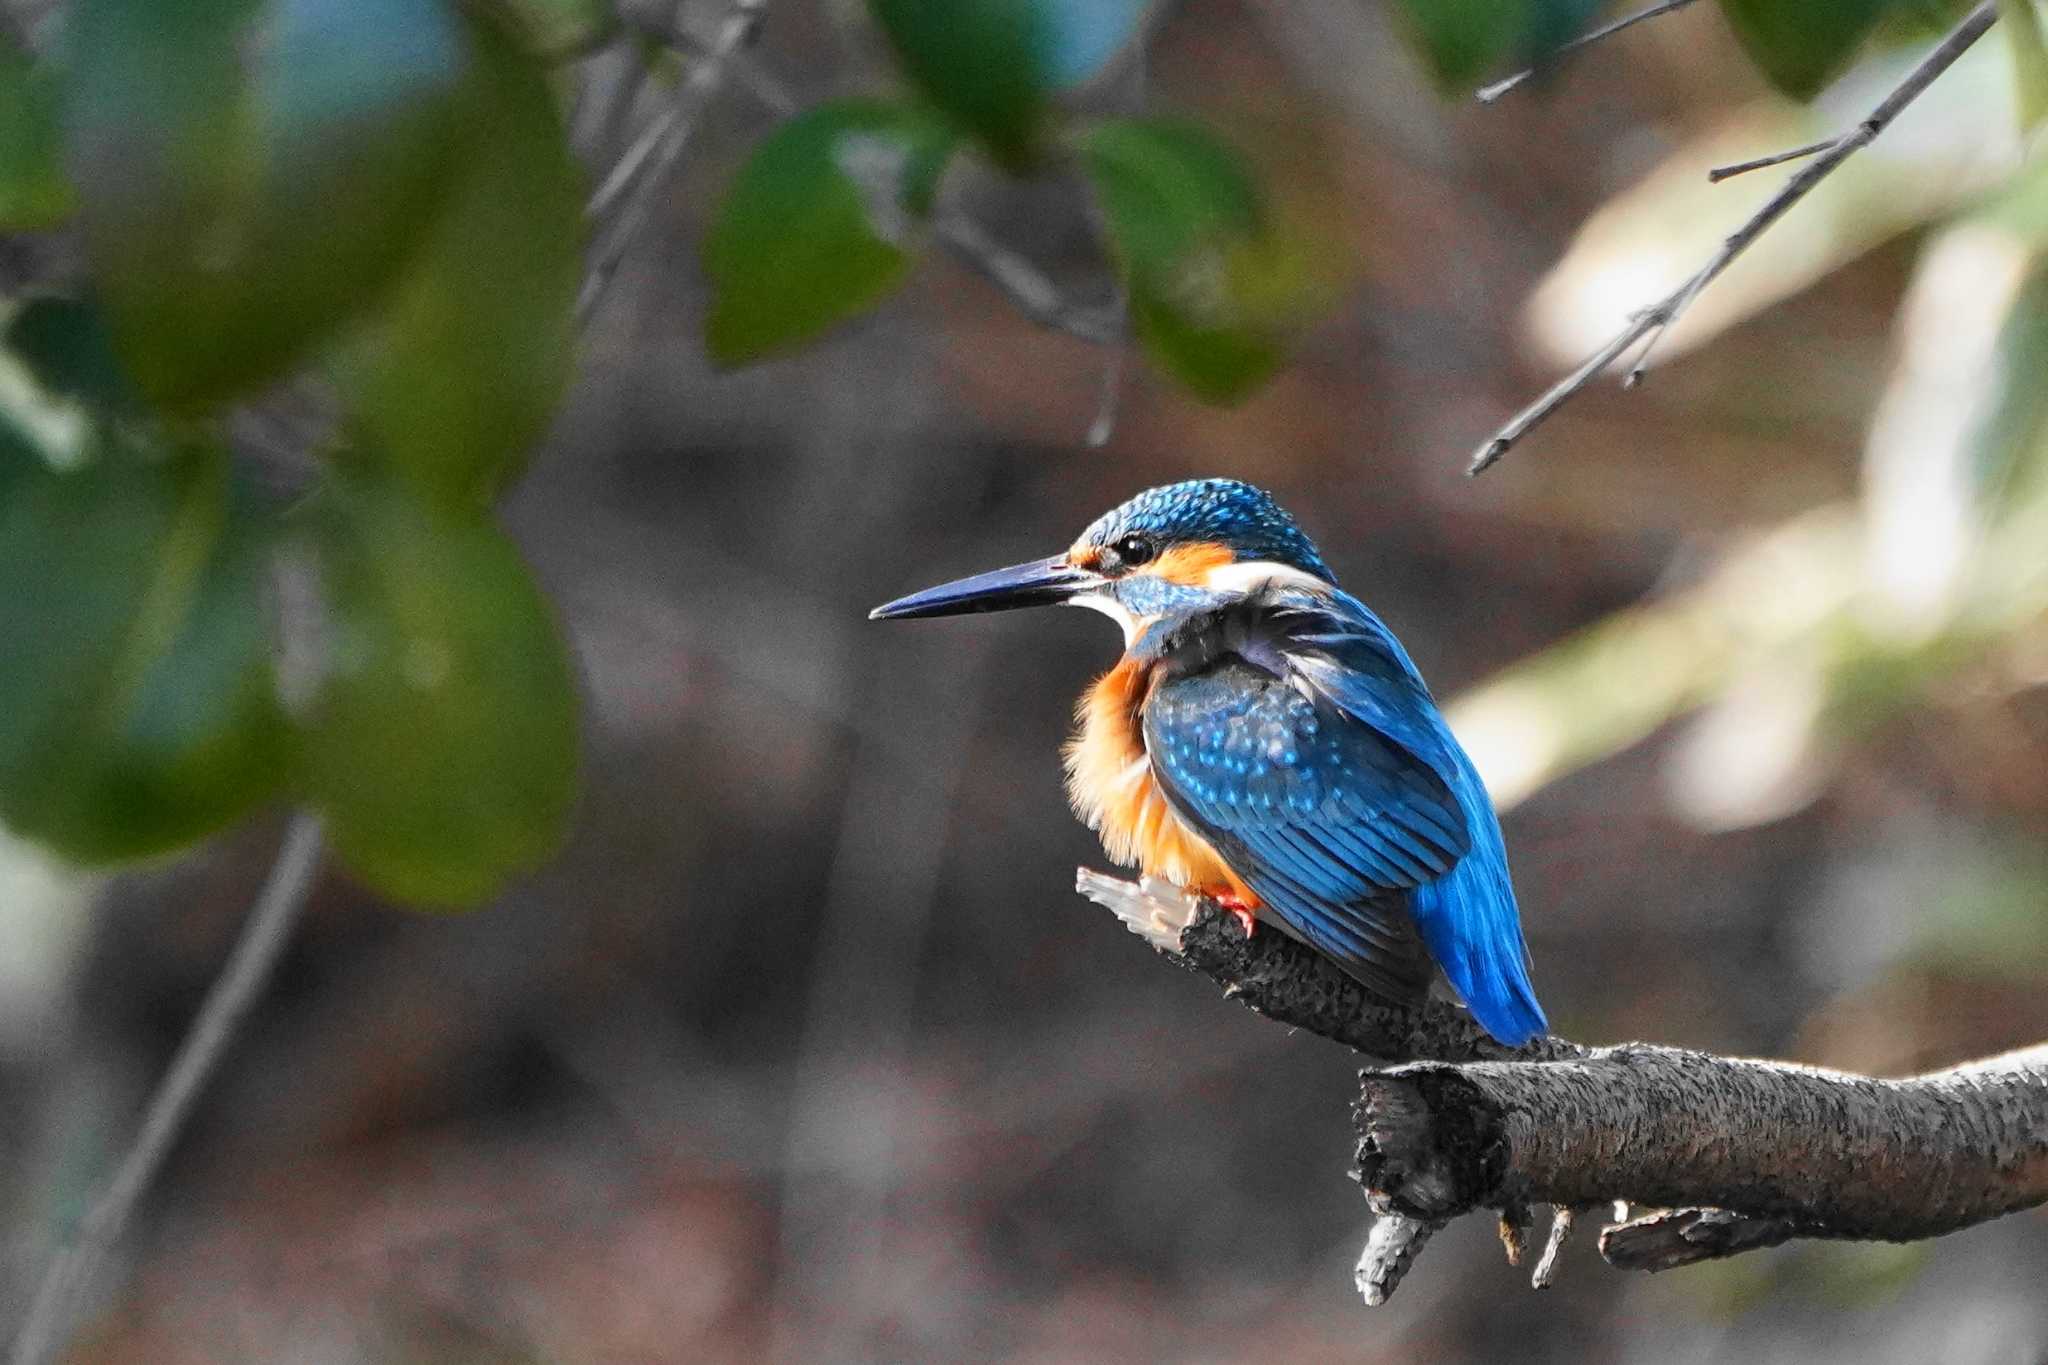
left=1110, top=534, right=1156, bottom=569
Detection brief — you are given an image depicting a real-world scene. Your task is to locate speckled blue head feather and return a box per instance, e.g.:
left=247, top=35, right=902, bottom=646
left=1079, top=479, right=1334, bottom=582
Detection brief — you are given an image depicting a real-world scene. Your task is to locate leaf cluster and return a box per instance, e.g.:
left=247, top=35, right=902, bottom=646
left=702, top=0, right=1325, bottom=404
left=0, top=0, right=584, bottom=906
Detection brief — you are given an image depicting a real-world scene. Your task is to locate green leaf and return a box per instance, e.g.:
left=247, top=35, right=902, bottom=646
left=1128, top=288, right=1282, bottom=404
left=866, top=0, right=1050, bottom=168
left=1717, top=0, right=1893, bottom=100
left=0, top=39, right=72, bottom=228
left=0, top=444, right=289, bottom=862
left=328, top=22, right=583, bottom=508
left=704, top=99, right=954, bottom=365
left=480, top=0, right=615, bottom=58
left=1521, top=0, right=1605, bottom=68
left=866, top=0, right=1157, bottom=158
left=293, top=478, right=579, bottom=907
left=1999, top=0, right=2048, bottom=134
left=64, top=0, right=480, bottom=408
left=1392, top=0, right=1520, bottom=90
left=1, top=293, right=115, bottom=467
left=4, top=293, right=146, bottom=419
left=1079, top=117, right=1309, bottom=404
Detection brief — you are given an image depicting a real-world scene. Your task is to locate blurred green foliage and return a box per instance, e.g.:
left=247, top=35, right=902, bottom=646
left=1392, top=0, right=1605, bottom=89
left=482, top=0, right=615, bottom=57
left=704, top=100, right=954, bottom=365
left=0, top=443, right=286, bottom=863
left=325, top=22, right=584, bottom=509
left=292, top=479, right=579, bottom=908
left=0, top=0, right=583, bottom=907
left=0, top=38, right=71, bottom=229
left=865, top=0, right=1154, bottom=168
left=1078, top=119, right=1295, bottom=403
left=1997, top=0, right=2048, bottom=132
left=65, top=0, right=474, bottom=407
left=1718, top=0, right=1897, bottom=99
left=705, top=0, right=1328, bottom=405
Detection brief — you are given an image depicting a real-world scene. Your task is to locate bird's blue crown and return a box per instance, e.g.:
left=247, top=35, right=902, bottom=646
left=1079, top=479, right=1334, bottom=582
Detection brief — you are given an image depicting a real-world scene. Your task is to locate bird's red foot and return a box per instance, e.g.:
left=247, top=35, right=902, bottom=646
left=1207, top=888, right=1258, bottom=940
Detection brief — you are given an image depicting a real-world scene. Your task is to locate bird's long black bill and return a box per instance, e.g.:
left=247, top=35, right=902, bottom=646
left=869, top=555, right=1097, bottom=620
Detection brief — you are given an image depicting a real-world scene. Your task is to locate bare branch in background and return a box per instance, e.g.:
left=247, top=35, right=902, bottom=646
left=1706, top=137, right=1835, bottom=184
left=935, top=216, right=1126, bottom=346
left=1085, top=336, right=1128, bottom=446
left=577, top=0, right=770, bottom=324
left=1469, top=1, right=1999, bottom=475
left=1079, top=872, right=2048, bottom=1302
left=1475, top=0, right=1703, bottom=104
left=10, top=817, right=327, bottom=1365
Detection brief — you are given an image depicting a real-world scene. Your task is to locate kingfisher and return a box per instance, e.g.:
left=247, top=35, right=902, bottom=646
left=869, top=479, right=1545, bottom=1046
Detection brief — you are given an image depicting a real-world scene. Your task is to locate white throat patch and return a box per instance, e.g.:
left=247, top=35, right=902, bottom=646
left=1066, top=590, right=1147, bottom=646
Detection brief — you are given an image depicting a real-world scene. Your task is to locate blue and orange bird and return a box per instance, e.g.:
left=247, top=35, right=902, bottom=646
left=869, top=479, right=1545, bottom=1046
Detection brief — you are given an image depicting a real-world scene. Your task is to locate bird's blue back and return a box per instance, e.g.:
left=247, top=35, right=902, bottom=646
left=1144, top=585, right=1546, bottom=1046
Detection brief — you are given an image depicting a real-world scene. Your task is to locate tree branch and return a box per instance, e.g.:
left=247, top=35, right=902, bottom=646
left=576, top=0, right=769, bottom=324
left=935, top=217, right=1126, bottom=347
left=1469, top=1, right=1999, bottom=475
left=1706, top=138, right=1835, bottom=184
left=1078, top=871, right=2048, bottom=1301
left=10, top=816, right=326, bottom=1365
left=1356, top=1043, right=2048, bottom=1272
left=1076, top=868, right=1580, bottom=1063
left=1474, top=0, right=1702, bottom=104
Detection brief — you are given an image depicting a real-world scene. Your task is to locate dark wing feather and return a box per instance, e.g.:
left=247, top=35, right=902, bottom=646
left=1143, top=657, right=1468, bottom=1002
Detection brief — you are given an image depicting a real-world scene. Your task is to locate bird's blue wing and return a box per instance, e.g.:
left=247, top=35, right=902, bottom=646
left=1275, top=589, right=1547, bottom=1046
left=1144, top=656, right=1462, bottom=1004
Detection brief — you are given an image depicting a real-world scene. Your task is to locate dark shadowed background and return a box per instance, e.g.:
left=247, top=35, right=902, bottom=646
left=4, top=1, right=2046, bottom=1360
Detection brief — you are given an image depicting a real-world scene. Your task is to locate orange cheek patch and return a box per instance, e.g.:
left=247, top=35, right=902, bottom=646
left=1151, top=541, right=1235, bottom=586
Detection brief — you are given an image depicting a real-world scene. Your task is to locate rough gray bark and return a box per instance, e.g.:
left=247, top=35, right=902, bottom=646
left=1357, top=1044, right=2048, bottom=1260
left=1078, top=871, right=2048, bottom=1298
left=1077, top=868, right=1585, bottom=1064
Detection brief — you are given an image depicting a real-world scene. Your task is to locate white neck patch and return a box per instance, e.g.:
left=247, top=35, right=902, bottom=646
left=1064, top=560, right=1329, bottom=649
left=1200, top=559, right=1331, bottom=597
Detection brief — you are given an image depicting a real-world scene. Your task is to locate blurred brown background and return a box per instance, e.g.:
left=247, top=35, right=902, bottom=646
left=5, top=1, right=2046, bottom=1360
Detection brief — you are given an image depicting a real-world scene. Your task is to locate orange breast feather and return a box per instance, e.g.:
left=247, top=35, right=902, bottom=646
left=1062, top=657, right=1250, bottom=897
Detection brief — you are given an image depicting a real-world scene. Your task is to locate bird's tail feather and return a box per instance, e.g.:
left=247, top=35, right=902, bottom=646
left=1409, top=762, right=1546, bottom=1047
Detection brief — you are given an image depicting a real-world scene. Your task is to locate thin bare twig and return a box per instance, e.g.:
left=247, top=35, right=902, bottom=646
left=1475, top=0, right=1702, bottom=104
left=1530, top=1205, right=1576, bottom=1288
left=1085, top=335, right=1128, bottom=446
left=1354, top=1212, right=1438, bottom=1307
left=10, top=817, right=326, bottom=1365
left=1707, top=137, right=1837, bottom=183
left=935, top=216, right=1126, bottom=346
left=1470, top=1, right=1998, bottom=475
left=576, top=0, right=769, bottom=325
left=585, top=99, right=684, bottom=223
